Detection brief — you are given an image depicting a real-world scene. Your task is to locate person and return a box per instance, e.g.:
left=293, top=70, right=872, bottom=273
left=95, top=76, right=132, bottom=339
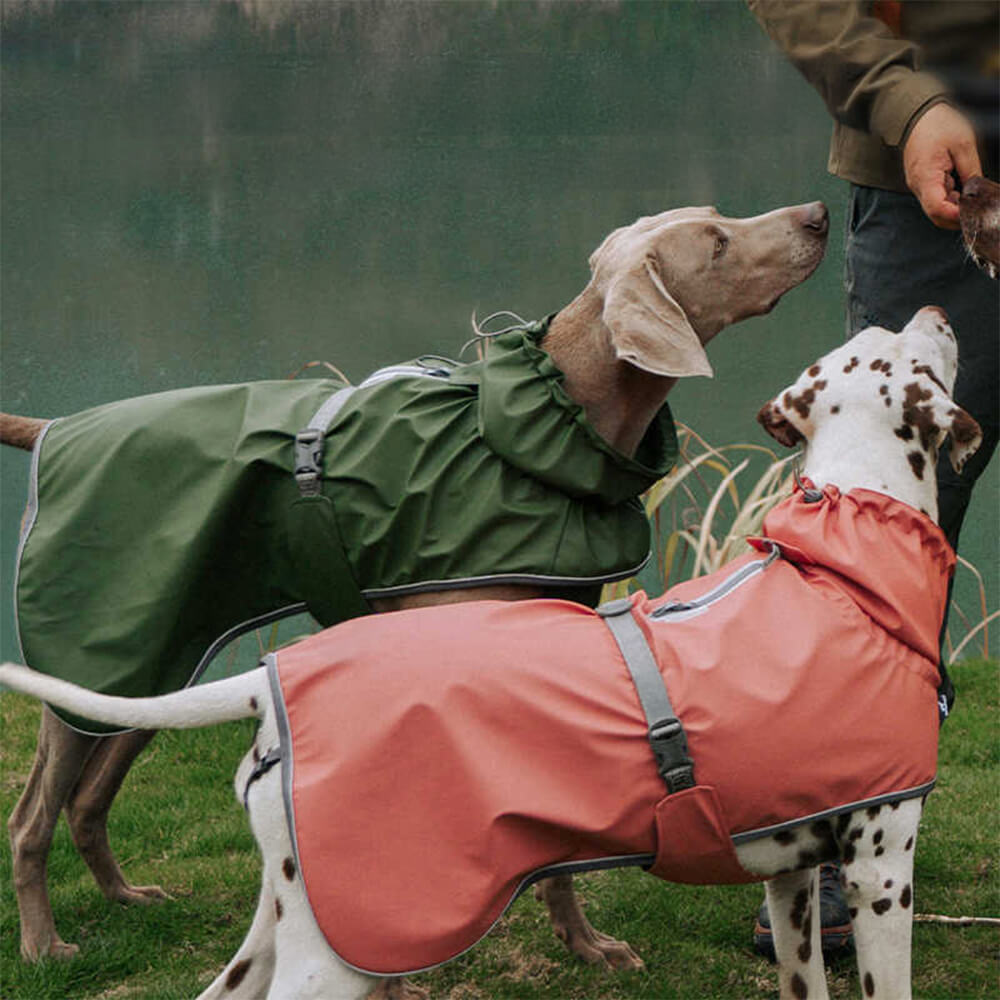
left=746, top=0, right=999, bottom=958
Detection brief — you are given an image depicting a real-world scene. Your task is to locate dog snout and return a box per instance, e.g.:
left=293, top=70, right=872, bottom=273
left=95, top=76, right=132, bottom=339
left=960, top=175, right=988, bottom=203
left=916, top=305, right=950, bottom=327
left=800, top=202, right=829, bottom=236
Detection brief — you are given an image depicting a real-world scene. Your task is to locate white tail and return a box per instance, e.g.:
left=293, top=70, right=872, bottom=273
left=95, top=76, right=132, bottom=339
left=0, top=662, right=267, bottom=730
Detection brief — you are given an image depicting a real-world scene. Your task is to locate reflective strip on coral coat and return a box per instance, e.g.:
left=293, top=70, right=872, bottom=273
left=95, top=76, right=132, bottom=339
left=269, top=485, right=952, bottom=975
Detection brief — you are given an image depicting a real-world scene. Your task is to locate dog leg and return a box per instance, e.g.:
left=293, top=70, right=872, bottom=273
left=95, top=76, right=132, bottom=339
left=8, top=707, right=97, bottom=960
left=64, top=727, right=169, bottom=905
left=764, top=868, right=829, bottom=1000
left=839, top=799, right=921, bottom=1000
left=365, top=978, right=430, bottom=1000
left=533, top=874, right=643, bottom=969
left=198, top=872, right=277, bottom=999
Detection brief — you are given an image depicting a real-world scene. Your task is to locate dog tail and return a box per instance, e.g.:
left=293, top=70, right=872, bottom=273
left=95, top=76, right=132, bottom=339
left=0, top=662, right=268, bottom=729
left=0, top=413, right=49, bottom=451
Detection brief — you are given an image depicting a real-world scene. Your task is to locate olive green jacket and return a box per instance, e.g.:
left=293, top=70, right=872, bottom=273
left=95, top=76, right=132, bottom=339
left=747, top=1, right=999, bottom=190
left=16, top=319, right=677, bottom=732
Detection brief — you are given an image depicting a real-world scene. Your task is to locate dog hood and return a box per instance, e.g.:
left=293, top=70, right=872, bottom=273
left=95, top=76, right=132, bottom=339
left=15, top=319, right=675, bottom=733
left=268, top=487, right=949, bottom=976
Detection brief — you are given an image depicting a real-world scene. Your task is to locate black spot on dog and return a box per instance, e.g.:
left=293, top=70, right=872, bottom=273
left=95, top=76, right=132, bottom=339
left=790, top=888, right=809, bottom=930
left=282, top=857, right=296, bottom=881
left=798, top=935, right=812, bottom=963
left=849, top=907, right=858, bottom=920
left=873, top=830, right=884, bottom=844
left=836, top=813, right=852, bottom=838
left=900, top=884, right=912, bottom=908
left=890, top=800, right=901, bottom=810
left=867, top=806, right=882, bottom=820
left=275, top=897, right=284, bottom=920
left=252, top=745, right=260, bottom=763
left=895, top=425, right=914, bottom=441
left=831, top=405, right=840, bottom=414
left=872, top=898, right=892, bottom=916
left=905, top=836, right=914, bottom=851
left=880, top=361, right=892, bottom=375
left=843, top=841, right=857, bottom=864
left=885, top=395, right=892, bottom=407
left=792, top=972, right=809, bottom=999
left=880, top=384, right=889, bottom=395
left=249, top=697, right=258, bottom=711
left=875, top=846, right=885, bottom=857
left=864, top=971, right=876, bottom=997
left=908, top=452, right=926, bottom=479
left=849, top=827, right=865, bottom=841
left=774, top=829, right=798, bottom=845
left=884, top=879, right=894, bottom=889
left=226, top=958, right=252, bottom=990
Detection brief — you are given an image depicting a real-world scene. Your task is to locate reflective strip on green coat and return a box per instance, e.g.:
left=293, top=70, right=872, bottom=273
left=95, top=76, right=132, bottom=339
left=15, top=319, right=677, bottom=733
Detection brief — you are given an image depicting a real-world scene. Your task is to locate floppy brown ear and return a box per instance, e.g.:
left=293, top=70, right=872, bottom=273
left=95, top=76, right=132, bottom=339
left=904, top=381, right=983, bottom=473
left=756, top=396, right=806, bottom=448
left=601, top=256, right=713, bottom=378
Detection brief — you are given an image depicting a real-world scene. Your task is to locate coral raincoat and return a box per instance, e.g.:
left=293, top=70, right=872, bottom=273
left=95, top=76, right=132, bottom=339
left=15, top=319, right=675, bottom=733
left=267, top=484, right=952, bottom=976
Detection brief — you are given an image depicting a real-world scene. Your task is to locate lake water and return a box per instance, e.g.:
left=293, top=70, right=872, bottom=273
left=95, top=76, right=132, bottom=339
left=2, top=0, right=995, bottom=666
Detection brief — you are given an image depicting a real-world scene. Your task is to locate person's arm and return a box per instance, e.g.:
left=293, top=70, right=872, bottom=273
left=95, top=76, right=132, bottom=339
left=747, top=1, right=981, bottom=228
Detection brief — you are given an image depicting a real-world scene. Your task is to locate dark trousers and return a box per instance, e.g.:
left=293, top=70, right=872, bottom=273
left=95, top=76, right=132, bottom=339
left=845, top=184, right=999, bottom=711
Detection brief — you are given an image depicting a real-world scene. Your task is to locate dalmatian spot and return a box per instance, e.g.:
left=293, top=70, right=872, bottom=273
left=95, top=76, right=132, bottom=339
left=774, top=829, right=797, bottom=846
left=843, top=841, right=856, bottom=864
left=890, top=801, right=901, bottom=810
left=884, top=396, right=892, bottom=408
left=791, top=972, right=809, bottom=999
left=849, top=826, right=865, bottom=841
left=813, top=379, right=827, bottom=392
left=905, top=836, right=914, bottom=851
left=895, top=425, right=914, bottom=441
left=249, top=697, right=258, bottom=711
left=790, top=888, right=809, bottom=930
left=884, top=879, right=894, bottom=889
left=872, top=898, right=892, bottom=915
left=880, top=361, right=892, bottom=375
left=879, top=385, right=889, bottom=396
left=908, top=452, right=926, bottom=480
left=875, top=846, right=885, bottom=857
left=275, top=896, right=284, bottom=920
left=843, top=356, right=860, bottom=373
left=950, top=408, right=982, bottom=447
left=282, top=857, right=296, bottom=881
left=784, top=388, right=817, bottom=419
left=225, top=958, right=252, bottom=990
left=867, top=806, right=882, bottom=820
left=873, top=829, right=884, bottom=845
left=831, top=405, right=840, bottom=414
left=911, top=363, right=947, bottom=393
left=869, top=358, right=884, bottom=371
left=864, top=971, right=876, bottom=997
left=808, top=364, right=822, bottom=377
left=900, top=884, right=912, bottom=908
left=835, top=813, right=852, bottom=838
left=902, top=383, right=941, bottom=452
left=849, top=906, right=859, bottom=920
left=798, top=909, right=813, bottom=963
left=252, top=745, right=260, bottom=763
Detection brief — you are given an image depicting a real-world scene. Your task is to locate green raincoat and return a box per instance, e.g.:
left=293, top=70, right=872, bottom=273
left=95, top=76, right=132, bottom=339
left=16, top=319, right=677, bottom=733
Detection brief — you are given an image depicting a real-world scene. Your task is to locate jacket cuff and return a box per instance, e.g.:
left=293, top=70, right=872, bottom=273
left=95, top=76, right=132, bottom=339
left=870, top=70, right=949, bottom=148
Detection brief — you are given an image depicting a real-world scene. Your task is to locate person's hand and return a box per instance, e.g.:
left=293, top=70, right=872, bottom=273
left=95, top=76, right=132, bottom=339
left=903, top=103, right=982, bottom=229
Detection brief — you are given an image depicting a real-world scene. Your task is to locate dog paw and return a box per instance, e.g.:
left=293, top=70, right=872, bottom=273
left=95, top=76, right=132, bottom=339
left=366, top=978, right=430, bottom=1000
left=111, top=883, right=172, bottom=905
left=554, top=923, right=645, bottom=971
left=21, top=937, right=80, bottom=962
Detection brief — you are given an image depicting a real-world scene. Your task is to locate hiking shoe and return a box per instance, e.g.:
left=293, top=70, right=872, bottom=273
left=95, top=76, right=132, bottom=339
left=753, top=862, right=854, bottom=960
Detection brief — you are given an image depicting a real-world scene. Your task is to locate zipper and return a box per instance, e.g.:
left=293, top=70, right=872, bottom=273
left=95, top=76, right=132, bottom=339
left=650, top=542, right=780, bottom=620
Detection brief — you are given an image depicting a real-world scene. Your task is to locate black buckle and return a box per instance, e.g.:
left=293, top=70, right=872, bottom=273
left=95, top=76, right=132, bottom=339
left=648, top=718, right=696, bottom=794
left=294, top=429, right=324, bottom=497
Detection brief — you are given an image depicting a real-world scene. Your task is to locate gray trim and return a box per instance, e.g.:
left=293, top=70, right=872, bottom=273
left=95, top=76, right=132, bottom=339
left=361, top=552, right=651, bottom=599
left=649, top=543, right=779, bottom=622
left=266, top=653, right=303, bottom=876
left=730, top=780, right=937, bottom=845
left=13, top=419, right=54, bottom=664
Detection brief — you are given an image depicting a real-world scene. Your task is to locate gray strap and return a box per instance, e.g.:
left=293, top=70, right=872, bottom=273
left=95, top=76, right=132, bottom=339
left=294, top=387, right=355, bottom=497
left=598, top=598, right=695, bottom=794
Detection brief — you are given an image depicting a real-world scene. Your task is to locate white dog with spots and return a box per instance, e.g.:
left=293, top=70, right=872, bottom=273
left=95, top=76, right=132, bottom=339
left=0, top=306, right=981, bottom=1000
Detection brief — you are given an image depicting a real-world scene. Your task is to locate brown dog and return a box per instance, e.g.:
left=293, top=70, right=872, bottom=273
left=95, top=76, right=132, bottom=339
left=959, top=175, right=1000, bottom=277
left=2, top=203, right=828, bottom=984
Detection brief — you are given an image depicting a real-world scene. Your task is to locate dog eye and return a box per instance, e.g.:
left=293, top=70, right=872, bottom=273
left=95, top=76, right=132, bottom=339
left=713, top=234, right=729, bottom=259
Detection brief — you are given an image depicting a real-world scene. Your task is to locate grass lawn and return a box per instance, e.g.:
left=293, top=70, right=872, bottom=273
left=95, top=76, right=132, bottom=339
left=1, top=659, right=996, bottom=999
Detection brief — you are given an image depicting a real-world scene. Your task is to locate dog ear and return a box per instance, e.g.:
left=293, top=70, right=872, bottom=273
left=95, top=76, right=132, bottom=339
left=600, top=255, right=713, bottom=378
left=756, top=395, right=806, bottom=449
left=903, top=382, right=983, bottom=473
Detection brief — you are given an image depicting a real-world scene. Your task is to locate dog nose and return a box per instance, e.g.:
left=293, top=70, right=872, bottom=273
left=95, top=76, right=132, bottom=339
left=961, top=176, right=986, bottom=202
left=801, top=202, right=829, bottom=236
